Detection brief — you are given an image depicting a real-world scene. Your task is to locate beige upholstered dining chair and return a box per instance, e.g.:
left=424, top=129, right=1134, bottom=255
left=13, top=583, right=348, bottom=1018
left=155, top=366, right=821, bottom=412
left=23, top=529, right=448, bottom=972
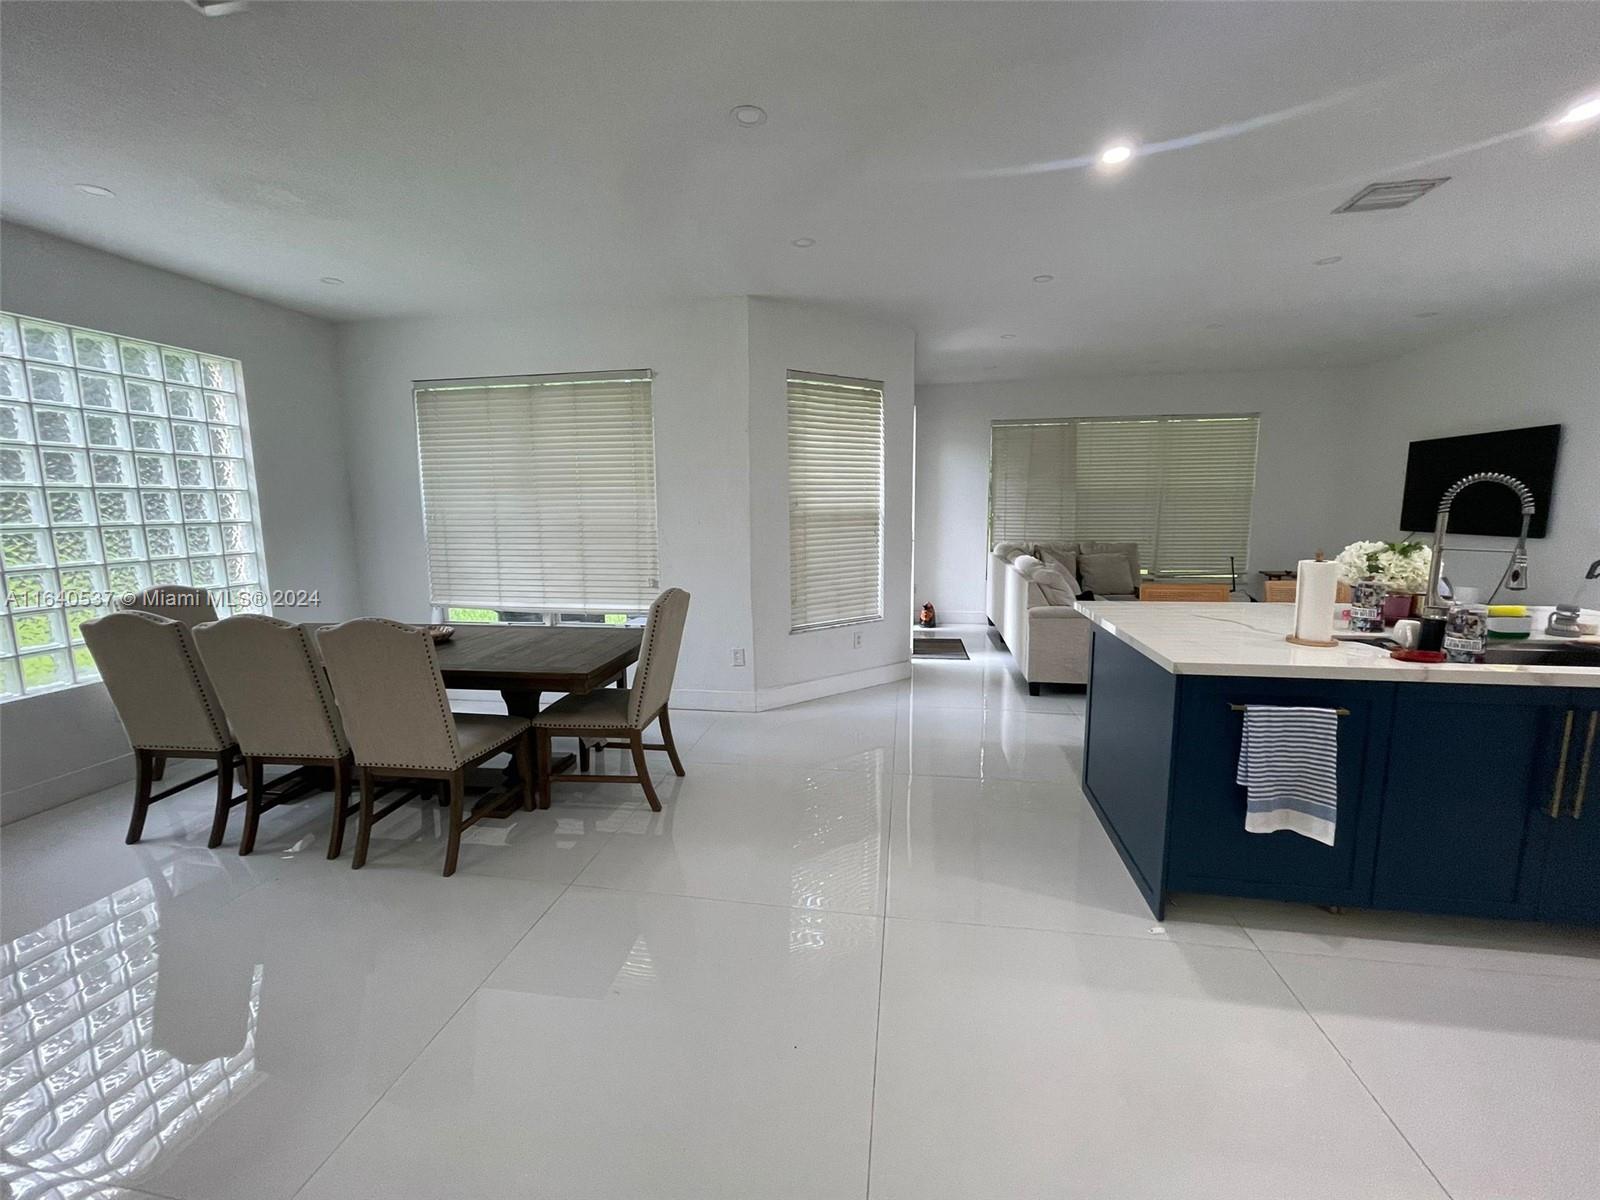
left=79, top=611, right=245, bottom=848
left=314, top=618, right=535, bottom=876
left=193, top=615, right=355, bottom=859
left=117, top=583, right=219, bottom=627
left=530, top=588, right=691, bottom=812
left=116, top=585, right=222, bottom=781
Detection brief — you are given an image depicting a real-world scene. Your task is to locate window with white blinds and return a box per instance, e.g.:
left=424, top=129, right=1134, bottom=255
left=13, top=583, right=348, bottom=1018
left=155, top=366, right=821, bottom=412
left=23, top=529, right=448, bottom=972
left=414, top=371, right=659, bottom=612
left=787, top=372, right=884, bottom=633
left=989, top=414, right=1260, bottom=579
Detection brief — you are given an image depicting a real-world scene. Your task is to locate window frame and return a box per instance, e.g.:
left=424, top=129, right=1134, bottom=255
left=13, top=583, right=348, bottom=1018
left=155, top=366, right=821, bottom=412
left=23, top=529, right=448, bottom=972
left=786, top=370, right=886, bottom=634
left=987, top=412, right=1261, bottom=581
left=1, top=311, right=269, bottom=701
left=412, top=370, right=660, bottom=616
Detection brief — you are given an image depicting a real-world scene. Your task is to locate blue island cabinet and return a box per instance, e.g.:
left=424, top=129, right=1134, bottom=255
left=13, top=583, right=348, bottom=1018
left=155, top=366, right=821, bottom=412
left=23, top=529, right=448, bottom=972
left=1372, top=685, right=1567, bottom=919
left=1081, top=626, right=1600, bottom=924
left=1162, top=674, right=1393, bottom=908
left=1539, top=692, right=1600, bottom=923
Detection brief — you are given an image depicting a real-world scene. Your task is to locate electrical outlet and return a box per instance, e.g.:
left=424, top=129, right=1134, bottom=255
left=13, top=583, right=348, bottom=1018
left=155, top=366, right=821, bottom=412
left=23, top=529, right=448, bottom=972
left=852, top=631, right=863, bottom=649
left=731, top=647, right=746, bottom=667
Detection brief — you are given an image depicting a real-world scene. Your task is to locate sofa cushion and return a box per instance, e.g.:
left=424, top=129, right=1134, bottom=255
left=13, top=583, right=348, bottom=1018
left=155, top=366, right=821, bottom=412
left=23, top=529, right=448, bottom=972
left=1079, top=551, right=1136, bottom=597
left=1031, top=566, right=1080, bottom=606
left=1036, top=544, right=1078, bottom=581
left=1013, top=554, right=1043, bottom=577
left=1078, top=540, right=1142, bottom=583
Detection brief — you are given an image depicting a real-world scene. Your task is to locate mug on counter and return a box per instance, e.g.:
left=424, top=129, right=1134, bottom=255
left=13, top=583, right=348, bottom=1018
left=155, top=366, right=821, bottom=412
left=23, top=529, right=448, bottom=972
left=1444, top=604, right=1489, bottom=664
left=1392, top=619, right=1421, bottom=649
left=1350, top=579, right=1388, bottom=633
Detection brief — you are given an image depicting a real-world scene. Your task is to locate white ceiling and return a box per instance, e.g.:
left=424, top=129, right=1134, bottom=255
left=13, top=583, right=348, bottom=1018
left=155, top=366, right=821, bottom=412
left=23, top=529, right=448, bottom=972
left=3, top=1, right=1598, bottom=383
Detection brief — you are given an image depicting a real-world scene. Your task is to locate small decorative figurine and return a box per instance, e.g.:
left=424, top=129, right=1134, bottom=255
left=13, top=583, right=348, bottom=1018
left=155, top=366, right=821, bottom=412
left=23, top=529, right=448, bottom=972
left=919, top=602, right=937, bottom=628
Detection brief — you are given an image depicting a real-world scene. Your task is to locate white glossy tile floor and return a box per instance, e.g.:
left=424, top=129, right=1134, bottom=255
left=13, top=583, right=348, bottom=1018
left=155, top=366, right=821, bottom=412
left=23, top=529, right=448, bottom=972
left=3, top=625, right=1597, bottom=1200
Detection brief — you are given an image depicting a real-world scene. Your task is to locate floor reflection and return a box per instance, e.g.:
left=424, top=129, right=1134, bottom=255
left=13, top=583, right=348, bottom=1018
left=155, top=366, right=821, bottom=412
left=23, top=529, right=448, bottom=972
left=1, top=873, right=261, bottom=1199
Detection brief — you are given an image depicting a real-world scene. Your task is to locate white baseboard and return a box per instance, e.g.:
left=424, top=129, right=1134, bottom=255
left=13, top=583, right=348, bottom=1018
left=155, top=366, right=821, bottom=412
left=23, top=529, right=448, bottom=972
left=668, top=689, right=758, bottom=712
left=1, top=751, right=134, bottom=826
left=754, top=661, right=911, bottom=711
left=928, top=610, right=987, bottom=626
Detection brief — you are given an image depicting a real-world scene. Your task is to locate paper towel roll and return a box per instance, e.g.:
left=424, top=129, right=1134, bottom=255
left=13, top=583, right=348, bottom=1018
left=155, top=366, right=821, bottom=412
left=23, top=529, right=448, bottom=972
left=1292, top=558, right=1339, bottom=644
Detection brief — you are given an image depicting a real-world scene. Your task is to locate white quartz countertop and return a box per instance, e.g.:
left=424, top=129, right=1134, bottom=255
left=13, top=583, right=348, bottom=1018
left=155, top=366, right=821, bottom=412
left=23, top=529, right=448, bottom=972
left=1072, top=601, right=1600, bottom=688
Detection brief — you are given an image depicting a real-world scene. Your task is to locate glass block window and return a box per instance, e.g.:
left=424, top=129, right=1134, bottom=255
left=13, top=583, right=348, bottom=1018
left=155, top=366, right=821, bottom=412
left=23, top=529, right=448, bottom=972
left=0, top=311, right=267, bottom=699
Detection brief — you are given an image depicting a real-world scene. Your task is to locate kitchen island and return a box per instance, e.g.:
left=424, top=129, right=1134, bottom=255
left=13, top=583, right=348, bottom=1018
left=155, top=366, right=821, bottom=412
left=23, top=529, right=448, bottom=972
left=1074, top=602, right=1600, bottom=924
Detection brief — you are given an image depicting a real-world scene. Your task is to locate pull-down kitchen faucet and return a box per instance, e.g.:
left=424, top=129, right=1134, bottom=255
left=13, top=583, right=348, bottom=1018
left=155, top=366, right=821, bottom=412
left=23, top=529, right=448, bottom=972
left=1423, top=472, right=1536, bottom=611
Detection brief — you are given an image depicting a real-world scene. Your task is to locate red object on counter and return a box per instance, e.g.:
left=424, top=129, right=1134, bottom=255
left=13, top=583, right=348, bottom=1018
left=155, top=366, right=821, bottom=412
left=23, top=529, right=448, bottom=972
left=1390, top=648, right=1446, bottom=663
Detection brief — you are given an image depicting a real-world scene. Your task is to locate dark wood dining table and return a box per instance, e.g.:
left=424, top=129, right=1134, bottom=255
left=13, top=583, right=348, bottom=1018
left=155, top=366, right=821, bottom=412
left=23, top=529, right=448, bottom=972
left=432, top=624, right=643, bottom=718
left=434, top=624, right=644, bottom=796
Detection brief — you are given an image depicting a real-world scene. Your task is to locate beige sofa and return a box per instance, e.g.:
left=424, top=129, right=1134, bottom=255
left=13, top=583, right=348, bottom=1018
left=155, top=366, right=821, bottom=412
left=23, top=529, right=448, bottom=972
left=986, top=540, right=1142, bottom=692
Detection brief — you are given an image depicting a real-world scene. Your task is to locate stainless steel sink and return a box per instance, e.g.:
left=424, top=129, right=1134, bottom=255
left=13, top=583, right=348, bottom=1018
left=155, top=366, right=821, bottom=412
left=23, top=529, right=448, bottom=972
left=1335, top=634, right=1600, bottom=667
left=1481, top=642, right=1600, bottom=667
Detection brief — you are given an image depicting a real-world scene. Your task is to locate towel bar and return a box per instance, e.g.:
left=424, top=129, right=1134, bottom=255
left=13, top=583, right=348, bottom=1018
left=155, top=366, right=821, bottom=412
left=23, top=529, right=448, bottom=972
left=1229, top=703, right=1350, bottom=717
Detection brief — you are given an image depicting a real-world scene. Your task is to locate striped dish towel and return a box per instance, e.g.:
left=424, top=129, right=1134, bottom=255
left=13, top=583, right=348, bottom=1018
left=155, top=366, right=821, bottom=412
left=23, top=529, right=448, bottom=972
left=1235, top=706, right=1339, bottom=845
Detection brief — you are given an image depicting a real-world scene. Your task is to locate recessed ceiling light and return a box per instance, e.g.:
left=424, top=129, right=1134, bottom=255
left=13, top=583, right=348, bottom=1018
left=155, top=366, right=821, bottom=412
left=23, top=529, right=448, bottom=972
left=1314, top=256, right=1343, bottom=266
left=1098, top=141, right=1136, bottom=168
left=74, top=183, right=115, bottom=197
left=790, top=237, right=815, bottom=248
left=731, top=104, right=767, bottom=127
left=320, top=276, right=345, bottom=285
left=1000, top=333, right=1016, bottom=340
left=1556, top=95, right=1600, bottom=126
left=1032, top=274, right=1054, bottom=284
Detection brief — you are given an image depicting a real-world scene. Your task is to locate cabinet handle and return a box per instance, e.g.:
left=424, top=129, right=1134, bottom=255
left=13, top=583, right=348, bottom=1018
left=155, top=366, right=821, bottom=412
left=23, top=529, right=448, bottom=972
left=1573, top=711, right=1598, bottom=821
left=1550, top=709, right=1575, bottom=819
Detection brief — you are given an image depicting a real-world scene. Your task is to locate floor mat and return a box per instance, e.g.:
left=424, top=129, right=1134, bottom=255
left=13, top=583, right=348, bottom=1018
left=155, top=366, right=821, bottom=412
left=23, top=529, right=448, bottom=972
left=911, top=637, right=970, bottom=660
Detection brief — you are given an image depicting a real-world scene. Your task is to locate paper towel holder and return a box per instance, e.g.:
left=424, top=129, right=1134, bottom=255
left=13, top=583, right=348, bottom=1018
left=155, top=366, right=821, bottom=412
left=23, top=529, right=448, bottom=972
left=1286, top=550, right=1341, bottom=648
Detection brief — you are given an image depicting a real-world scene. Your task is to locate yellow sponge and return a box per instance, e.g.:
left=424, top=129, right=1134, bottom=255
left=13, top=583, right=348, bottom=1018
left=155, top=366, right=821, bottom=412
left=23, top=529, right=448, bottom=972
left=1486, top=605, right=1528, bottom=617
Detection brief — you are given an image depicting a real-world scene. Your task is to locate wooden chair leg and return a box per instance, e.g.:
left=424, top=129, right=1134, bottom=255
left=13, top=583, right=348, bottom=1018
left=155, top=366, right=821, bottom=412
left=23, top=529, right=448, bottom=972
left=658, top=705, right=686, bottom=777
left=326, top=758, right=349, bottom=860
left=126, top=749, right=154, bottom=845
left=443, top=770, right=466, bottom=877
left=578, top=738, right=591, bottom=772
left=630, top=733, right=661, bottom=812
left=515, top=732, right=536, bottom=812
left=352, top=768, right=376, bottom=869
left=207, top=752, right=234, bottom=849
left=151, top=753, right=167, bottom=782
left=537, top=730, right=553, bottom=810
left=239, top=757, right=265, bottom=856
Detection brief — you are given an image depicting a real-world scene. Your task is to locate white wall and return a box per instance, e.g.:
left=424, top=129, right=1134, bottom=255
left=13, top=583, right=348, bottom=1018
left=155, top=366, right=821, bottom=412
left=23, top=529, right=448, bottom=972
left=334, top=298, right=761, bottom=710
left=1348, top=297, right=1600, bottom=599
left=335, top=296, right=916, bottom=711
left=913, top=368, right=1356, bottom=619
left=746, top=298, right=917, bottom=701
left=0, top=221, right=360, bottom=822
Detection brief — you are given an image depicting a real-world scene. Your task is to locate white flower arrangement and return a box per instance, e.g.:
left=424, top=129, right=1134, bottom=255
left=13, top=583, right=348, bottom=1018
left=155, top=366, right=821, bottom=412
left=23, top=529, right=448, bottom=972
left=1334, top=540, right=1432, bottom=592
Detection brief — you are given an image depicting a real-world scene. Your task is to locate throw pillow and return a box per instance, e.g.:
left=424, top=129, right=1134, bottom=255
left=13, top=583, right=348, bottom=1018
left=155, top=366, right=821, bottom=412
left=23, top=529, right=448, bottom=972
left=1031, top=566, right=1080, bottom=606
left=1078, top=551, right=1136, bottom=596
left=1039, top=548, right=1078, bottom=581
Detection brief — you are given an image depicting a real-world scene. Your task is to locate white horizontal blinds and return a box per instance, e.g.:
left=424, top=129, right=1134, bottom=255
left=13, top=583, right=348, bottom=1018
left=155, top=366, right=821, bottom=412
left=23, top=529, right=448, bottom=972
left=988, top=421, right=1075, bottom=544
left=987, top=414, right=1260, bottom=579
left=414, top=372, right=658, bottom=611
left=1074, top=418, right=1164, bottom=570
left=1152, top=416, right=1259, bottom=578
left=788, top=373, right=884, bottom=632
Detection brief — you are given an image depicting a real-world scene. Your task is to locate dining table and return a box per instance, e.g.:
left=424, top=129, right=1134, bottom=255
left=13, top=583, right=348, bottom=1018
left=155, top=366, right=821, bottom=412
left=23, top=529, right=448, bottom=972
left=433, top=623, right=644, bottom=797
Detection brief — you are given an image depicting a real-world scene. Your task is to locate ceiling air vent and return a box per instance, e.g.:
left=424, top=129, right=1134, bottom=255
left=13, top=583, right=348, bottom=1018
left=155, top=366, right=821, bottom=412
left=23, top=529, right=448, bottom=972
left=1333, top=178, right=1450, bottom=214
